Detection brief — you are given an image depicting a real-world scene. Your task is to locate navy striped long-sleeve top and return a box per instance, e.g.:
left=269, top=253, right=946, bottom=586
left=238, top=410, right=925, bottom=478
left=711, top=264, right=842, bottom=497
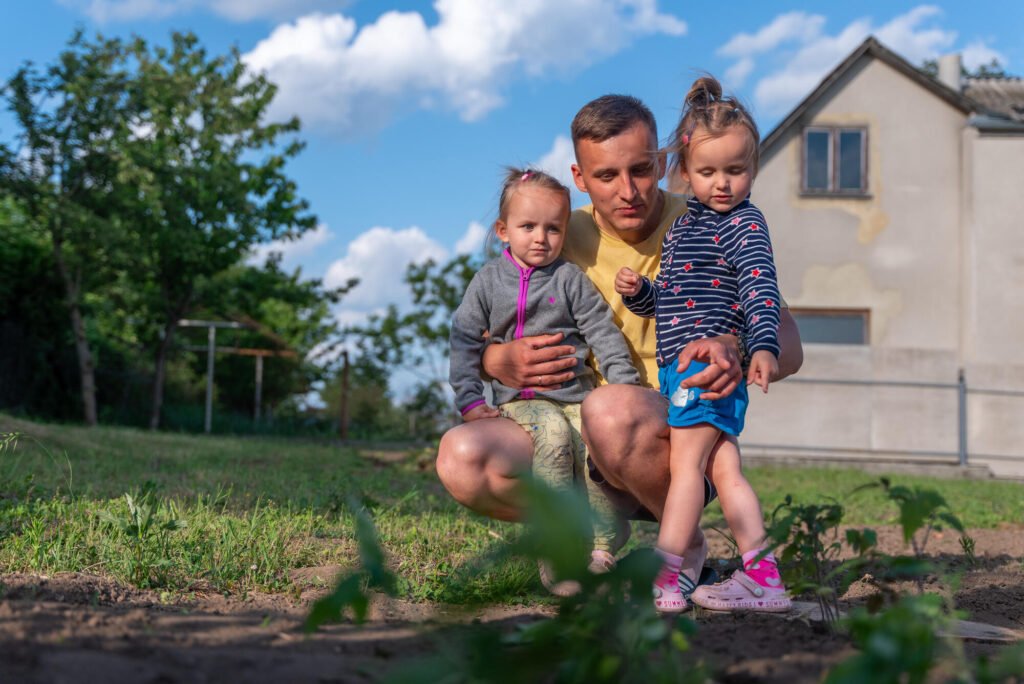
left=623, top=197, right=781, bottom=367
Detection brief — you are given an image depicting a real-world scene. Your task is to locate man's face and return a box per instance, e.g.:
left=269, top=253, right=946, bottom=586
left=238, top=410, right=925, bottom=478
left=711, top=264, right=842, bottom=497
left=571, top=122, right=666, bottom=244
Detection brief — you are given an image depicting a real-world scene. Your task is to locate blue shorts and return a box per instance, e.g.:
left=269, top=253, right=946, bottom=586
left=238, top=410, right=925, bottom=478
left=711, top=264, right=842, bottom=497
left=658, top=360, right=748, bottom=436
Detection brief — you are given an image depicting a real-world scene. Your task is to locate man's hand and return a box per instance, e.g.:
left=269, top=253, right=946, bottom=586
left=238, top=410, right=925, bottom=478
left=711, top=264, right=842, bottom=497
left=677, top=335, right=742, bottom=400
left=462, top=404, right=500, bottom=422
left=482, top=333, right=577, bottom=390
left=746, top=350, right=778, bottom=394
left=614, top=267, right=642, bottom=297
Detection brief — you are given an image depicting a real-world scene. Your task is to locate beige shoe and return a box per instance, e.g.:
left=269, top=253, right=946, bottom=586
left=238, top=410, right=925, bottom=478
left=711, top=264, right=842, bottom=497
left=538, top=561, right=582, bottom=597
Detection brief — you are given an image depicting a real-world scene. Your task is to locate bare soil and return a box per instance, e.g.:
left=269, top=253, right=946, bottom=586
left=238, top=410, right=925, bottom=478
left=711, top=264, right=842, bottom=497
left=1, top=526, right=1021, bottom=683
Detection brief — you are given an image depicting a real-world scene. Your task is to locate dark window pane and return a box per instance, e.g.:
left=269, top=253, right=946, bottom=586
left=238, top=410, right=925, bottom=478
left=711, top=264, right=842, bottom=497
left=792, top=312, right=867, bottom=344
left=838, top=130, right=863, bottom=190
left=805, top=130, right=830, bottom=190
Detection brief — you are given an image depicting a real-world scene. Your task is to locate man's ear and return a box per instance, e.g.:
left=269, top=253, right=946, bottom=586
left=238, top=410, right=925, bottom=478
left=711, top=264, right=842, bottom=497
left=571, top=163, right=588, bottom=193
left=656, top=150, right=667, bottom=181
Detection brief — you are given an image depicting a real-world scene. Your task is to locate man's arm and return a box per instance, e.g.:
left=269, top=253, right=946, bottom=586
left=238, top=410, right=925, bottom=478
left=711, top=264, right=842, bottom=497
left=678, top=309, right=803, bottom=399
left=774, top=309, right=803, bottom=381
left=481, top=334, right=578, bottom=390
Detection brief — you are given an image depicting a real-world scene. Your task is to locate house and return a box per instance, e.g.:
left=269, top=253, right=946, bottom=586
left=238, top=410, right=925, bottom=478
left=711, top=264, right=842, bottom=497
left=739, top=36, right=1024, bottom=476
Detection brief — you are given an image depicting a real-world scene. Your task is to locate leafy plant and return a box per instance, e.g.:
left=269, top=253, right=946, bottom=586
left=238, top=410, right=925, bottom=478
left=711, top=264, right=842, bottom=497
left=385, top=479, right=708, bottom=683
left=765, top=495, right=874, bottom=629
left=305, top=498, right=398, bottom=630
left=100, top=480, right=185, bottom=587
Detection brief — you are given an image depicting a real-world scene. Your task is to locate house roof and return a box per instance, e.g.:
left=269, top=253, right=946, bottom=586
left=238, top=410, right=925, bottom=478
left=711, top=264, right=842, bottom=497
left=964, top=78, right=1024, bottom=123
left=761, top=36, right=1001, bottom=157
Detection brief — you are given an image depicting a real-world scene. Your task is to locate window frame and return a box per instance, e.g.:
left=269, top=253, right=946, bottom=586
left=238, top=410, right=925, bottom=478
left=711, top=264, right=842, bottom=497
left=800, top=126, right=869, bottom=197
left=790, top=307, right=871, bottom=345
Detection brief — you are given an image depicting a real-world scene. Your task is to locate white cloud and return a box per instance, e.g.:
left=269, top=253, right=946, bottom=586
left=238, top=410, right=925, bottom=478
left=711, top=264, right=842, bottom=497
left=325, top=226, right=449, bottom=312
left=243, top=1, right=687, bottom=135
left=59, top=0, right=337, bottom=22
left=454, top=221, right=488, bottom=256
left=249, top=223, right=334, bottom=268
left=535, top=135, right=577, bottom=189
left=718, top=11, right=825, bottom=58
left=724, top=57, right=755, bottom=88
left=729, top=5, right=958, bottom=116
left=962, top=41, right=1008, bottom=72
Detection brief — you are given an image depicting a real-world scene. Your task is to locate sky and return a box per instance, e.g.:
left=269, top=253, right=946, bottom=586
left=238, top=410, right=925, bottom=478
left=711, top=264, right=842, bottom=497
left=1, top=1, right=1020, bottom=395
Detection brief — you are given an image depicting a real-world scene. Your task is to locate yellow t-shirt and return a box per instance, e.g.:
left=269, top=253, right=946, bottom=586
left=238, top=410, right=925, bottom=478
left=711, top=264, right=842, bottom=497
left=562, top=191, right=689, bottom=389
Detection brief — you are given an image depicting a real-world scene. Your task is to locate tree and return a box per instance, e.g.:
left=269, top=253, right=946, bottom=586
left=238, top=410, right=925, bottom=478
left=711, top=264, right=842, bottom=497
left=346, top=254, right=479, bottom=430
left=1, top=33, right=135, bottom=425
left=111, top=32, right=318, bottom=429
left=920, top=57, right=1011, bottom=80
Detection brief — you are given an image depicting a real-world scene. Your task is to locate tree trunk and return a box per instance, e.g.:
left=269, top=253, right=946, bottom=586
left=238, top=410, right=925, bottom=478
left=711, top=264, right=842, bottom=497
left=52, top=233, right=98, bottom=427
left=148, top=319, right=178, bottom=430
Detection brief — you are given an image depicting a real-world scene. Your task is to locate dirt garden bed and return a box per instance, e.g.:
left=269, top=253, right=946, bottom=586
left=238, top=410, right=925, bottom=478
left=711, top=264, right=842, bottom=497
left=1, top=525, right=1021, bottom=683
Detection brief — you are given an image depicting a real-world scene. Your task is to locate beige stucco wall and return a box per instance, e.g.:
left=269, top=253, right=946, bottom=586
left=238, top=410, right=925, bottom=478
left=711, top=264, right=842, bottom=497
left=747, top=56, right=1024, bottom=473
left=757, top=56, right=966, bottom=350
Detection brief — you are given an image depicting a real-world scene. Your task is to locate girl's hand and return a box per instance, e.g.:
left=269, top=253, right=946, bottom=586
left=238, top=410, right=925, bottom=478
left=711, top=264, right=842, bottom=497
left=462, top=404, right=500, bottom=422
left=615, top=267, right=642, bottom=297
left=746, top=350, right=778, bottom=394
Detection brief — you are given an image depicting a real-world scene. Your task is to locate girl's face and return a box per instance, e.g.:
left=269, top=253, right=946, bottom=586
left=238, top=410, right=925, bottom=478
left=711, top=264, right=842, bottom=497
left=680, top=125, right=755, bottom=214
left=495, top=185, right=570, bottom=269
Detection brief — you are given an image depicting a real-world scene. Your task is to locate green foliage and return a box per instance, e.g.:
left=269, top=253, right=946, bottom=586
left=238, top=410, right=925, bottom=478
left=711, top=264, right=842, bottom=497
left=826, top=593, right=963, bottom=684
left=386, top=479, right=708, bottom=683
left=765, top=496, right=871, bottom=628
left=346, top=255, right=480, bottom=433
left=306, top=499, right=398, bottom=630
left=99, top=481, right=186, bottom=587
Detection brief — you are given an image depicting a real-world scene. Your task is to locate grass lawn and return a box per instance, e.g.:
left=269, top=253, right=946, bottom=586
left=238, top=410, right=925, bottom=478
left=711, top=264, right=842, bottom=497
left=2, top=412, right=1021, bottom=601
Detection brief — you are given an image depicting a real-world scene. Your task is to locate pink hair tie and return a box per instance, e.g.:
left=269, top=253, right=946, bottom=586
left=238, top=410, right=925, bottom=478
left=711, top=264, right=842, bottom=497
left=681, top=134, right=690, bottom=145
left=521, top=171, right=533, bottom=181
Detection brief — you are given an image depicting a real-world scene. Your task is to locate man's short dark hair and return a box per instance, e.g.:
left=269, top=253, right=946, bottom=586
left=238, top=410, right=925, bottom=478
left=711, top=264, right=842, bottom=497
left=570, top=95, right=658, bottom=148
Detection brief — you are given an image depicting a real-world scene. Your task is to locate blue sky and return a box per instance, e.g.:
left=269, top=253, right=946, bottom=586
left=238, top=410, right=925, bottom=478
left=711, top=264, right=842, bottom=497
left=2, top=1, right=1020, bottom=366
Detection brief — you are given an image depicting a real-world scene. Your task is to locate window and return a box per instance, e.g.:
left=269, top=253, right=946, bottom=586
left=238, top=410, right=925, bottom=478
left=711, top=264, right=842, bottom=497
left=791, top=308, right=869, bottom=345
left=802, top=127, right=867, bottom=195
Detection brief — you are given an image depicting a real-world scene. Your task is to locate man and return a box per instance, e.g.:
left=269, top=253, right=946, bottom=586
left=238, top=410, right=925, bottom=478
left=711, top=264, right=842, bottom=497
left=436, top=94, right=803, bottom=589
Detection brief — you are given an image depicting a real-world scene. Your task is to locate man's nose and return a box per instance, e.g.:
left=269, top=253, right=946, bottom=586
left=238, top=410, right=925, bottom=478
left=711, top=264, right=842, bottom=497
left=617, top=173, right=638, bottom=199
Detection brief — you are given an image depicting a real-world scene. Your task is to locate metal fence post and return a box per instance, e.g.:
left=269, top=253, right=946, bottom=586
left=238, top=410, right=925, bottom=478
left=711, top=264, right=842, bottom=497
left=205, top=325, right=216, bottom=434
left=957, top=368, right=967, bottom=467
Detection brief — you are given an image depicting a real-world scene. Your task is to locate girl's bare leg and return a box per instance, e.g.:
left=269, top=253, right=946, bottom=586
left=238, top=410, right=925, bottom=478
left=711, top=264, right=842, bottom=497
left=706, top=438, right=765, bottom=554
left=657, top=425, right=721, bottom=556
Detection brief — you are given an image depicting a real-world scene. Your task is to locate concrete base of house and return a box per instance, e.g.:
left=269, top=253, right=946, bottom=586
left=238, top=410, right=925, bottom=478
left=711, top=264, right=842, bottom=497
left=740, top=444, right=1004, bottom=480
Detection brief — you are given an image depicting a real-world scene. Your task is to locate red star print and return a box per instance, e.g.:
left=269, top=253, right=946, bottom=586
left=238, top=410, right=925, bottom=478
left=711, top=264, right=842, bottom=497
left=742, top=239, right=748, bottom=247
left=731, top=328, right=738, bottom=334
left=671, top=285, right=682, bottom=294
left=731, top=303, right=740, bottom=310
left=661, top=281, right=667, bottom=288
left=765, top=299, right=775, bottom=307
left=748, top=289, right=759, bottom=299
left=751, top=268, right=761, bottom=278
left=749, top=223, right=760, bottom=230
left=752, top=314, right=761, bottom=323
left=712, top=235, right=721, bottom=244
left=670, top=316, right=680, bottom=325
left=683, top=262, right=693, bottom=272
left=685, top=298, right=696, bottom=309
left=717, top=258, right=727, bottom=266
left=731, top=217, right=741, bottom=225
left=695, top=319, right=703, bottom=326
left=711, top=278, right=721, bottom=288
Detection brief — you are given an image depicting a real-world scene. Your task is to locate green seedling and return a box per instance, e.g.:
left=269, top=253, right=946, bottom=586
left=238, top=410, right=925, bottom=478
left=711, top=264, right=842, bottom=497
left=386, top=478, right=708, bottom=684
left=305, top=497, right=398, bottom=630
left=765, top=495, right=874, bottom=630
left=100, top=481, right=185, bottom=587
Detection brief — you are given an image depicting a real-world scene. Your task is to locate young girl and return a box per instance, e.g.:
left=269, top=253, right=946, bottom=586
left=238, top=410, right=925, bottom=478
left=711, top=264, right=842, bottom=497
left=615, top=76, right=791, bottom=613
left=450, top=168, right=640, bottom=595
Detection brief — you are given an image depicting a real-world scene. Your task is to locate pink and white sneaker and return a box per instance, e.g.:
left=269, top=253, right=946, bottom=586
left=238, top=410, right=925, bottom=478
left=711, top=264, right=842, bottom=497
left=690, top=570, right=791, bottom=612
left=653, top=576, right=687, bottom=614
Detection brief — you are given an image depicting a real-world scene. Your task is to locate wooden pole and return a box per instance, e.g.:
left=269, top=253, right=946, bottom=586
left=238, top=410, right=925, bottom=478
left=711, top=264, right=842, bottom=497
left=254, top=355, right=264, bottom=424
left=204, top=325, right=216, bottom=434
left=339, top=350, right=350, bottom=440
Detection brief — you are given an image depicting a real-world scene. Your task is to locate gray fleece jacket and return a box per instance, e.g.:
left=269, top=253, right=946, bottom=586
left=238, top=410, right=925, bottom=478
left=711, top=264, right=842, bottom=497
left=449, top=250, right=640, bottom=414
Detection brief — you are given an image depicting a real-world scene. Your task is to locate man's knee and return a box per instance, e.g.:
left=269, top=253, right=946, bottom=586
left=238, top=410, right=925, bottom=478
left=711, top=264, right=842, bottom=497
left=436, top=427, right=483, bottom=499
left=581, top=385, right=640, bottom=442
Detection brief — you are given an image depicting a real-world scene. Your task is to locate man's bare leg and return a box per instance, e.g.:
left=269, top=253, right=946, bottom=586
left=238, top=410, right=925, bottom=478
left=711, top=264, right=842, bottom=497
left=435, top=417, right=534, bottom=522
left=580, top=384, right=672, bottom=518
